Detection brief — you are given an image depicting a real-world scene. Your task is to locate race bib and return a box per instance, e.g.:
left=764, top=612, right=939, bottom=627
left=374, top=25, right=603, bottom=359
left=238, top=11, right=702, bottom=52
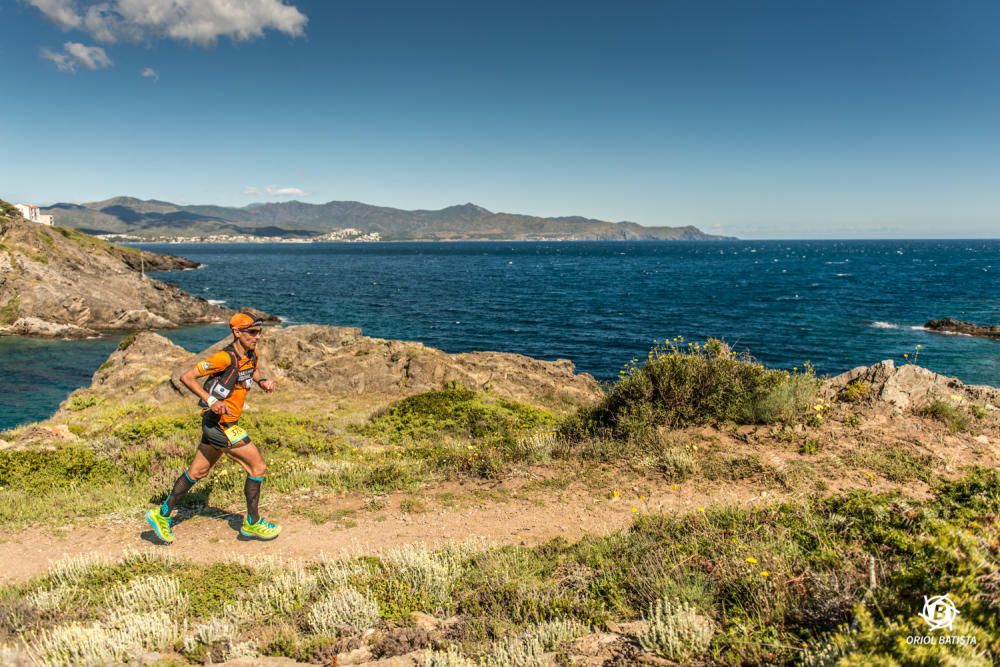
left=222, top=425, right=248, bottom=444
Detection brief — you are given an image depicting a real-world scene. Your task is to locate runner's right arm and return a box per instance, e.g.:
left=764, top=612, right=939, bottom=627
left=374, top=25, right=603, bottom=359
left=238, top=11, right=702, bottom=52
left=180, top=359, right=232, bottom=416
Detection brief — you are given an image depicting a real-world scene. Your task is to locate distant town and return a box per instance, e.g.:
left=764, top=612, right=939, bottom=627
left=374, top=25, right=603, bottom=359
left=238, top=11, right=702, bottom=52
left=95, top=228, right=382, bottom=244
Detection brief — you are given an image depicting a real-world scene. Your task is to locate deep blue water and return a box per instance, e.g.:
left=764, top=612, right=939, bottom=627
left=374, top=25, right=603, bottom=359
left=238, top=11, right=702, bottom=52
left=2, top=240, right=998, bottom=431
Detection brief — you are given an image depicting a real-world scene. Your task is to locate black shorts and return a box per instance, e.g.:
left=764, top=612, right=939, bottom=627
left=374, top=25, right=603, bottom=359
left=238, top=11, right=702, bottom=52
left=201, top=412, right=252, bottom=449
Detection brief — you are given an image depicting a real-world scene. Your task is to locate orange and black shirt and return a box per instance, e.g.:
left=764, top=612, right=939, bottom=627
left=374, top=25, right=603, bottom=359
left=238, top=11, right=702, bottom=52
left=196, top=347, right=257, bottom=423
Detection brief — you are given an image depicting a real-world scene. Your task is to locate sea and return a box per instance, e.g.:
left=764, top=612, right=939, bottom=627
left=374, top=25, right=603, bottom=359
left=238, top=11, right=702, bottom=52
left=1, top=240, right=998, bottom=432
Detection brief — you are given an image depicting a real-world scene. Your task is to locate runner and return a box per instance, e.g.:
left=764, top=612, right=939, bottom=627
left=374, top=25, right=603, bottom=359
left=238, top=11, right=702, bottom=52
left=145, top=312, right=282, bottom=543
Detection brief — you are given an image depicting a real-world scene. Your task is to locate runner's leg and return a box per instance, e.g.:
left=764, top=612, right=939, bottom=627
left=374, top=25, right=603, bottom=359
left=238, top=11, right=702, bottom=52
left=162, top=444, right=223, bottom=516
left=225, top=443, right=267, bottom=523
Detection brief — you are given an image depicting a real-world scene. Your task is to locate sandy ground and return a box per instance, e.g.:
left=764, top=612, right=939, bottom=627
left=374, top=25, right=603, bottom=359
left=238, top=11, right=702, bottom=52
left=0, top=473, right=787, bottom=585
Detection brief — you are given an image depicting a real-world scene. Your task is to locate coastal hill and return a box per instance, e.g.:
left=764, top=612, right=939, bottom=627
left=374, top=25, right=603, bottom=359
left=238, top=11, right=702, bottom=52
left=0, top=325, right=996, bottom=664
left=43, top=196, right=732, bottom=241
left=0, top=199, right=229, bottom=337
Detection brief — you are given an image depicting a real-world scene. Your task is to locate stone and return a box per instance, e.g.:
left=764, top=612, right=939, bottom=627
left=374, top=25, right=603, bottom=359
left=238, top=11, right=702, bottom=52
left=605, top=620, right=648, bottom=636
left=925, top=317, right=1000, bottom=340
left=336, top=646, right=374, bottom=665
left=0, top=317, right=97, bottom=339
left=410, top=611, right=441, bottom=633
left=825, top=360, right=1000, bottom=412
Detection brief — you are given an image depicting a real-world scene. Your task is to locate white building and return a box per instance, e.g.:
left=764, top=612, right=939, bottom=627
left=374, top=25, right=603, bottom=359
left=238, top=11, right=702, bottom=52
left=14, top=204, right=54, bottom=226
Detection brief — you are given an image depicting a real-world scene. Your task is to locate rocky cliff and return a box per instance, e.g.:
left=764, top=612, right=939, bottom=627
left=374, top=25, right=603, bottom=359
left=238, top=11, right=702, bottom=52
left=0, top=201, right=229, bottom=337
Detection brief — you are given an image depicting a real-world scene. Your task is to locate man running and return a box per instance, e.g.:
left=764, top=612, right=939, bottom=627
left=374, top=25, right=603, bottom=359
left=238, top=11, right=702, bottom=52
left=145, top=312, right=281, bottom=543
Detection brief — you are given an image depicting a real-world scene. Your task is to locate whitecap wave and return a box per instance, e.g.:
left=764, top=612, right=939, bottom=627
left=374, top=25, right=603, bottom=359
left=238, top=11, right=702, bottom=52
left=871, top=321, right=898, bottom=329
left=207, top=299, right=226, bottom=306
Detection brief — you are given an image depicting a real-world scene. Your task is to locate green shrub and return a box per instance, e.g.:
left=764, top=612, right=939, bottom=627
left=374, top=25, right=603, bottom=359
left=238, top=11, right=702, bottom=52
left=918, top=400, right=970, bottom=433
left=112, top=415, right=198, bottom=445
left=839, top=380, right=869, bottom=403
left=360, top=386, right=558, bottom=444
left=799, top=439, right=821, bottom=455
left=65, top=393, right=102, bottom=412
left=0, top=444, right=123, bottom=493
left=653, top=447, right=697, bottom=481
left=561, top=339, right=818, bottom=442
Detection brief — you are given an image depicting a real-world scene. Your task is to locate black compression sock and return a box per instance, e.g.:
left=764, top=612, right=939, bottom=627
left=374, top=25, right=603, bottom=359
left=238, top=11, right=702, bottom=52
left=245, top=476, right=264, bottom=524
left=162, top=470, right=197, bottom=516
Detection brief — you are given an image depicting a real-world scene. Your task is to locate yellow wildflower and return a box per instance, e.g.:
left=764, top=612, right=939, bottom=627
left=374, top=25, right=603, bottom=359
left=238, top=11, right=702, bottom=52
left=745, top=557, right=758, bottom=564
left=761, top=570, right=770, bottom=577
left=697, top=507, right=705, bottom=513
left=631, top=507, right=638, bottom=514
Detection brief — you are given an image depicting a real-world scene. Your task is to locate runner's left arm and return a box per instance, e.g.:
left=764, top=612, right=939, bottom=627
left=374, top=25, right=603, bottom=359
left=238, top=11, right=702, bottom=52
left=253, top=364, right=276, bottom=393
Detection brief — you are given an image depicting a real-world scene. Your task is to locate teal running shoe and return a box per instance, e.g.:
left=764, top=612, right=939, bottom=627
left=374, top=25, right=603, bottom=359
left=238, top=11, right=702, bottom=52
left=145, top=508, right=174, bottom=543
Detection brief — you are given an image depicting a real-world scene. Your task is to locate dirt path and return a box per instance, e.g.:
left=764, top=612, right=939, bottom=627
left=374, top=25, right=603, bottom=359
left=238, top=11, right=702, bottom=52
left=0, top=474, right=783, bottom=585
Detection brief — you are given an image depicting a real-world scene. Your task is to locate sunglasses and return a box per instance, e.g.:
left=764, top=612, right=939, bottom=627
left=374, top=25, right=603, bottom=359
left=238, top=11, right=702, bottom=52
left=240, top=329, right=263, bottom=337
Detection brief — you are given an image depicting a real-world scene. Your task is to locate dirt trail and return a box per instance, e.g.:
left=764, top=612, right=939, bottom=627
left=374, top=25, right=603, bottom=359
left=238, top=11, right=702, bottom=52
left=0, top=476, right=784, bottom=585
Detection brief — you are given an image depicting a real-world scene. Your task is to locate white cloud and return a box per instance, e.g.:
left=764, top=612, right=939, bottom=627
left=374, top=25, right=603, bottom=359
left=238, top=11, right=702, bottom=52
left=141, top=66, right=158, bottom=80
left=266, top=186, right=306, bottom=197
left=41, top=41, right=112, bottom=72
left=243, top=186, right=261, bottom=196
left=26, top=0, right=81, bottom=30
left=28, top=0, right=307, bottom=45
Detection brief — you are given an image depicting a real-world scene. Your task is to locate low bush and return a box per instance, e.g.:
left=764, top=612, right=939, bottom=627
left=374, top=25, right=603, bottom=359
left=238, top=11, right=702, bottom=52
left=360, top=385, right=558, bottom=445
left=561, top=339, right=818, bottom=443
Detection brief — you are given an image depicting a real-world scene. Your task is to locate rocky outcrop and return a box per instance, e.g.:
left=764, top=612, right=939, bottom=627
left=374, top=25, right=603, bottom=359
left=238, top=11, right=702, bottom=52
left=0, top=316, right=97, bottom=338
left=63, top=325, right=602, bottom=413
left=0, top=212, right=229, bottom=334
left=925, top=317, right=1000, bottom=340
left=824, top=359, right=1000, bottom=411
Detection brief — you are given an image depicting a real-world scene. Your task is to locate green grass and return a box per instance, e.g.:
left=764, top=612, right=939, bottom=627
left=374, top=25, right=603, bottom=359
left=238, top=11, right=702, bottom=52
left=918, top=400, right=971, bottom=433
left=841, top=444, right=935, bottom=483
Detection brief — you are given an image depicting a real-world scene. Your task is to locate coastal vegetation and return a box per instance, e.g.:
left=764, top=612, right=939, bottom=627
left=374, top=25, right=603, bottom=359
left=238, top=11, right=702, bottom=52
left=0, top=335, right=997, bottom=663
left=0, top=470, right=996, bottom=664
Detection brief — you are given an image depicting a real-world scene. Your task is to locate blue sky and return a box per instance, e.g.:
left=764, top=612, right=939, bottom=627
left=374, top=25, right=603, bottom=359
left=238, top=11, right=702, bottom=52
left=1, top=0, right=998, bottom=239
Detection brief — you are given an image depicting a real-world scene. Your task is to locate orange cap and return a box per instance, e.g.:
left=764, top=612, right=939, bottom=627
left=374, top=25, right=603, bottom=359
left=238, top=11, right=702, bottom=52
left=230, top=312, right=262, bottom=329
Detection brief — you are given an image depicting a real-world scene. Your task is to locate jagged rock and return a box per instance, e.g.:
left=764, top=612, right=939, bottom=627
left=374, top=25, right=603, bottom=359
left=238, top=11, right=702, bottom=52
left=209, top=324, right=602, bottom=408
left=76, top=332, right=193, bottom=405
left=605, top=620, right=649, bottom=637
left=336, top=645, right=374, bottom=664
left=107, top=309, right=175, bottom=328
left=825, top=360, right=1000, bottom=411
left=409, top=611, right=442, bottom=633
left=925, top=317, right=1000, bottom=340
left=0, top=317, right=97, bottom=339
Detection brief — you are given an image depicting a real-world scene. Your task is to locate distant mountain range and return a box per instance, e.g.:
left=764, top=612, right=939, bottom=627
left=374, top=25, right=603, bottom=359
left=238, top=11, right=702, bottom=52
left=41, top=196, right=732, bottom=241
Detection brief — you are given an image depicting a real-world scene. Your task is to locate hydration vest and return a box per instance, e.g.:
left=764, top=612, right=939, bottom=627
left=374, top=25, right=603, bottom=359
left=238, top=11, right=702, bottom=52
left=198, top=344, right=258, bottom=408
